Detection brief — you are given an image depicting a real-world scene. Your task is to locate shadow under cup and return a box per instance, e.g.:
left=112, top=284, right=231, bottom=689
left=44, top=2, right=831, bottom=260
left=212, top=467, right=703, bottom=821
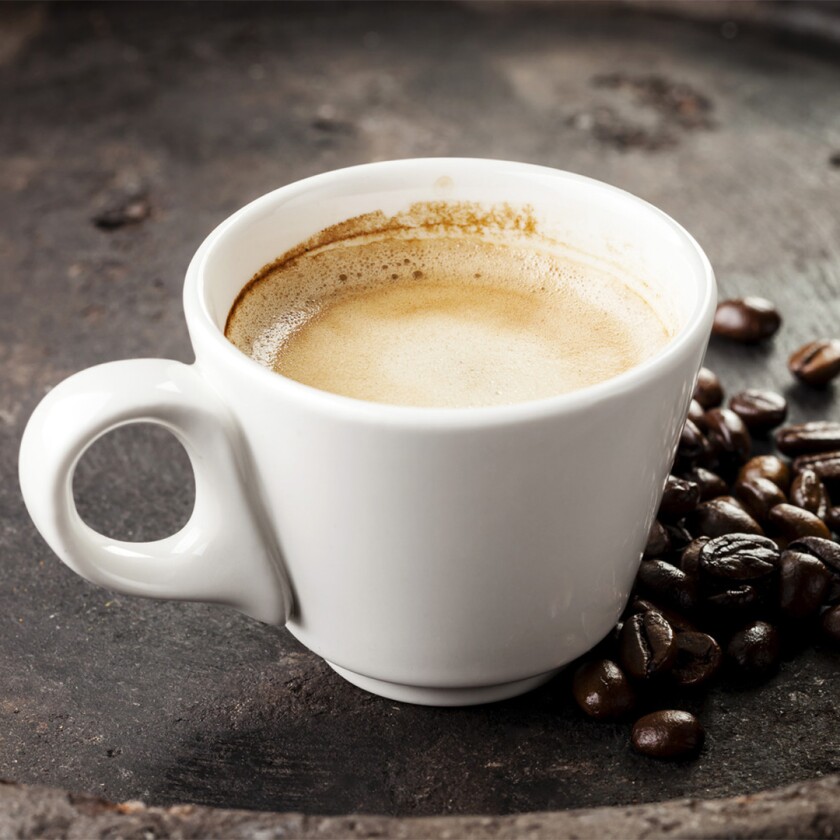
left=187, top=159, right=716, bottom=706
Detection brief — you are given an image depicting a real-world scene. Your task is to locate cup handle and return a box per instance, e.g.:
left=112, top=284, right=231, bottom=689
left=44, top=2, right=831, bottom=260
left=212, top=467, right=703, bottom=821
left=18, top=358, right=292, bottom=625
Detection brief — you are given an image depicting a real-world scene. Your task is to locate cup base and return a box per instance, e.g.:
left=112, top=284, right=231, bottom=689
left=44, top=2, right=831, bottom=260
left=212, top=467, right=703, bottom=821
left=326, top=662, right=562, bottom=706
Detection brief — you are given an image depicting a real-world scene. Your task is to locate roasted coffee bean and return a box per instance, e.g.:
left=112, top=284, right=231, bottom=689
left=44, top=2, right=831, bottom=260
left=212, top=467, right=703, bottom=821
left=677, top=419, right=708, bottom=465
left=727, top=621, right=781, bottom=677
left=637, top=558, right=683, bottom=590
left=619, top=612, right=677, bottom=680
left=671, top=632, right=722, bottom=688
left=705, top=584, right=760, bottom=615
left=789, top=469, right=829, bottom=519
left=572, top=659, right=636, bottom=720
left=789, top=339, right=840, bottom=386
left=715, top=495, right=750, bottom=512
left=728, top=389, right=787, bottom=433
left=643, top=520, right=671, bottom=558
left=788, top=536, right=840, bottom=604
left=680, top=537, right=710, bottom=577
left=820, top=605, right=840, bottom=646
left=631, top=710, right=705, bottom=760
left=663, top=522, right=694, bottom=553
left=687, top=399, right=706, bottom=428
left=713, top=297, right=781, bottom=343
left=778, top=550, right=831, bottom=620
left=704, top=408, right=751, bottom=468
left=699, top=533, right=779, bottom=582
left=825, top=507, right=840, bottom=535
left=792, top=451, right=840, bottom=484
left=787, top=536, right=840, bottom=574
left=682, top=468, right=728, bottom=502
left=659, top=476, right=701, bottom=520
left=637, top=559, right=697, bottom=613
left=733, top=476, right=787, bottom=524
left=776, top=422, right=840, bottom=457
left=767, top=503, right=831, bottom=545
left=626, top=599, right=698, bottom=633
left=686, top=498, right=763, bottom=538
left=738, top=455, right=791, bottom=493
left=693, top=367, right=723, bottom=409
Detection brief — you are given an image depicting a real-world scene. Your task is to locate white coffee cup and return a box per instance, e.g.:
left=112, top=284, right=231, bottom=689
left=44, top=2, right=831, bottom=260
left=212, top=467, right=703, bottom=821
left=19, top=159, right=716, bottom=706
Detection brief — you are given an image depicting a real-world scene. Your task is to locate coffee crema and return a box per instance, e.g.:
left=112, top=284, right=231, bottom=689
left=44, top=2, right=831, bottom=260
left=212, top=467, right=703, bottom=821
left=225, top=232, right=673, bottom=408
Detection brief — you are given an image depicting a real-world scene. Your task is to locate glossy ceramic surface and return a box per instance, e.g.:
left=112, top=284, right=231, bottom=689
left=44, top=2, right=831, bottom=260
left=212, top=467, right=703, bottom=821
left=19, top=159, right=715, bottom=705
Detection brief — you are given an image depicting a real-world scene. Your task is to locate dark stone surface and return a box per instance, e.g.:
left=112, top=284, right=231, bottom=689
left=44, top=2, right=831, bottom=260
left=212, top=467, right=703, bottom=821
left=2, top=0, right=840, bottom=822
left=3, top=774, right=840, bottom=839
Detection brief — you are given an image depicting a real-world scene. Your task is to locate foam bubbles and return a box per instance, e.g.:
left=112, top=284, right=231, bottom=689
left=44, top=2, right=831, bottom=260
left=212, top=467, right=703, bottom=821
left=225, top=233, right=673, bottom=407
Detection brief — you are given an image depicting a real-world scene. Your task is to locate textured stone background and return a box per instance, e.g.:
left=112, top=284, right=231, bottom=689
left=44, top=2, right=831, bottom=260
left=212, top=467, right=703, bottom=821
left=1, top=0, right=840, bottom=833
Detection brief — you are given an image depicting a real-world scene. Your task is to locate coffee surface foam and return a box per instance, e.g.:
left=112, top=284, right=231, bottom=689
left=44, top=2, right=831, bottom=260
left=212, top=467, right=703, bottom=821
left=225, top=234, right=672, bottom=408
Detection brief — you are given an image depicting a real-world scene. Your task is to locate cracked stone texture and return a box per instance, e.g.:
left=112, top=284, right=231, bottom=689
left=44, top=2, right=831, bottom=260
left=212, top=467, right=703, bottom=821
left=2, top=0, right=840, bottom=832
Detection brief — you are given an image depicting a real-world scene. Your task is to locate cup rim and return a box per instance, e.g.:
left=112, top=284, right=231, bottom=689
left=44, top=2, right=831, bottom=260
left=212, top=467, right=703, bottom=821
left=185, top=157, right=716, bottom=428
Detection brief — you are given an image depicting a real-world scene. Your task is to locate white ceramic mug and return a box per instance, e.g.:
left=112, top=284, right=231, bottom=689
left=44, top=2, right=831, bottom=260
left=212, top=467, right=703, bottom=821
left=19, top=159, right=716, bottom=706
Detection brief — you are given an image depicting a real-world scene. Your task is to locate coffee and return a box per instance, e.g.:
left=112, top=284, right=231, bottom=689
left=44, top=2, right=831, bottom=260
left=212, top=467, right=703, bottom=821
left=225, top=229, right=672, bottom=408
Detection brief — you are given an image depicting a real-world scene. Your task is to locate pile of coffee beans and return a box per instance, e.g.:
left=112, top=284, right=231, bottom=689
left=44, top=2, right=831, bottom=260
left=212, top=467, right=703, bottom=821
left=572, top=298, right=840, bottom=761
